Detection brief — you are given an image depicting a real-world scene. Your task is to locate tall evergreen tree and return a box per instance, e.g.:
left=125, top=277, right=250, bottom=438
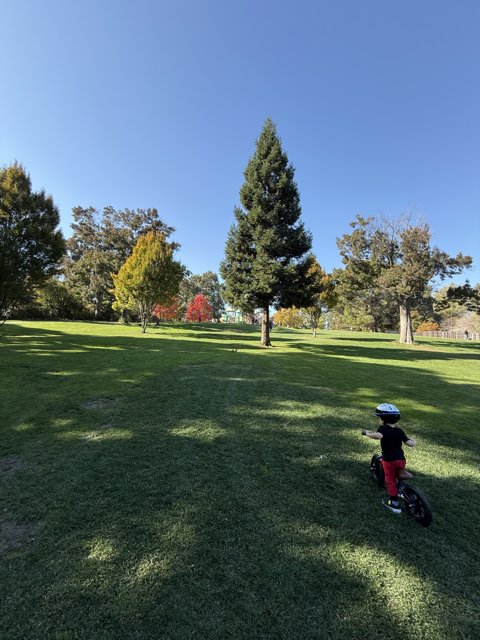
left=221, top=119, right=313, bottom=346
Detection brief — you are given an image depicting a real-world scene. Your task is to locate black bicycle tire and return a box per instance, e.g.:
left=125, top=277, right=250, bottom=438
left=402, top=483, right=433, bottom=527
left=370, top=454, right=385, bottom=487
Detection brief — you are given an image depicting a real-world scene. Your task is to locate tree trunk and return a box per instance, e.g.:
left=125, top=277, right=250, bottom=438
left=261, top=307, right=272, bottom=346
left=399, top=303, right=414, bottom=344
left=313, top=327, right=317, bottom=338
left=141, top=312, right=148, bottom=333
left=94, top=292, right=103, bottom=319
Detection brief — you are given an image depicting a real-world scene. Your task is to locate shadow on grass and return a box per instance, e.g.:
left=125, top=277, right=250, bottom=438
left=295, top=340, right=480, bottom=362
left=1, top=322, right=479, bottom=639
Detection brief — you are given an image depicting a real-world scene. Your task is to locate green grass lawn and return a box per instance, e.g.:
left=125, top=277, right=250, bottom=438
left=1, top=321, right=479, bottom=640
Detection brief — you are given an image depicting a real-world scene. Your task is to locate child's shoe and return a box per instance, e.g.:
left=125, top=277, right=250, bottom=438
left=382, top=498, right=401, bottom=514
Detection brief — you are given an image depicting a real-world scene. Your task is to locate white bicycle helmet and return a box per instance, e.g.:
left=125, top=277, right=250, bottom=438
left=375, top=403, right=401, bottom=423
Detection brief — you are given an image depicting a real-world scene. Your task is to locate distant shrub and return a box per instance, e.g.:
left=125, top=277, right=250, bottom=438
left=416, top=321, right=440, bottom=332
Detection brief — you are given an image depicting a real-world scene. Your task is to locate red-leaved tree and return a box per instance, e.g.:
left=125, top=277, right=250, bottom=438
left=186, top=294, right=213, bottom=322
left=152, top=297, right=179, bottom=321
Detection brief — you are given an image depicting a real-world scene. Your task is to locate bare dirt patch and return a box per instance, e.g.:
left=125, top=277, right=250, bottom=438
left=0, top=455, right=25, bottom=481
left=0, top=514, right=42, bottom=556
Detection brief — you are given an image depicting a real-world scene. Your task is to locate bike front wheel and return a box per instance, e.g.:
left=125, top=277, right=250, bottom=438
left=401, top=484, right=433, bottom=527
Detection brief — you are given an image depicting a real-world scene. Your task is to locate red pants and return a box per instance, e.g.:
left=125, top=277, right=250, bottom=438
left=381, top=458, right=406, bottom=498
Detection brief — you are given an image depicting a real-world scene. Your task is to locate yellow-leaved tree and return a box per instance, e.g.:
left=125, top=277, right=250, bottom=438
left=301, top=260, right=337, bottom=337
left=112, top=231, right=184, bottom=333
left=273, top=307, right=304, bottom=328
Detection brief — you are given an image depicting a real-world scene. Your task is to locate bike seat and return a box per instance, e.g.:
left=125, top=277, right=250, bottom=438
left=397, top=469, right=414, bottom=480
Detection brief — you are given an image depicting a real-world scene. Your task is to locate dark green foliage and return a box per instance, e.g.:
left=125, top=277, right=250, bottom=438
left=64, top=207, right=113, bottom=319
left=0, top=163, right=65, bottom=322
left=436, top=282, right=480, bottom=315
left=12, top=278, right=88, bottom=320
left=335, top=217, right=398, bottom=332
left=221, top=119, right=313, bottom=345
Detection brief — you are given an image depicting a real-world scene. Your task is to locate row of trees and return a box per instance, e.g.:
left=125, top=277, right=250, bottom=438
left=0, top=164, right=226, bottom=330
left=1, top=120, right=476, bottom=341
left=220, top=119, right=474, bottom=344
left=273, top=283, right=480, bottom=335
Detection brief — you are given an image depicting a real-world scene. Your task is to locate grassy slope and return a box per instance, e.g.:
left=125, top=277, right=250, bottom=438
left=0, top=321, right=479, bottom=639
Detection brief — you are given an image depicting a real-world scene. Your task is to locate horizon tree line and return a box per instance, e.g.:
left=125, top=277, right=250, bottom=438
left=1, top=122, right=476, bottom=341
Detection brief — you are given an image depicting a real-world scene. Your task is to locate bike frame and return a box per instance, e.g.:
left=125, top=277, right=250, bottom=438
left=369, top=453, right=432, bottom=527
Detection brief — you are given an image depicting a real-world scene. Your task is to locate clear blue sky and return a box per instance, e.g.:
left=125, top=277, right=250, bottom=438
left=2, top=0, right=479, bottom=285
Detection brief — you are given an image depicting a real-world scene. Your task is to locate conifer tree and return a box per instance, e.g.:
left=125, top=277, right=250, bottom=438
left=221, top=119, right=313, bottom=346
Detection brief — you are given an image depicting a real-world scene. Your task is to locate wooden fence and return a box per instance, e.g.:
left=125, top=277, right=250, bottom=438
left=415, top=330, right=480, bottom=341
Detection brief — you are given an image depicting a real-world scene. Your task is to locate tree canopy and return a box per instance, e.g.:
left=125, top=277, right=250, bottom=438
left=178, top=271, right=225, bottom=321
left=65, top=206, right=174, bottom=318
left=186, top=294, right=213, bottom=322
left=301, top=260, right=337, bottom=337
left=112, top=231, right=184, bottom=333
left=0, top=163, right=65, bottom=323
left=336, top=215, right=472, bottom=343
left=436, top=282, right=480, bottom=315
left=220, top=119, right=314, bottom=345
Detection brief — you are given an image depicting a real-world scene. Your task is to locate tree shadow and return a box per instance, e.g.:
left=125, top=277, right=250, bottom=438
left=295, top=341, right=480, bottom=362
left=1, top=322, right=479, bottom=639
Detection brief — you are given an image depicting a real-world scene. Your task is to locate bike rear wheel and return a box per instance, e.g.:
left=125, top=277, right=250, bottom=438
left=370, top=454, right=385, bottom=487
left=401, top=484, right=432, bottom=527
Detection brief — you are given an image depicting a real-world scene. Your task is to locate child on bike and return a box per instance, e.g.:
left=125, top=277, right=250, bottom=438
left=362, top=403, right=416, bottom=514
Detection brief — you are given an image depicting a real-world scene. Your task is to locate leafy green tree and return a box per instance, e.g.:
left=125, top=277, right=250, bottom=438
left=436, top=282, right=480, bottom=315
left=64, top=207, right=112, bottom=318
left=65, top=206, right=174, bottom=318
left=326, top=300, right=376, bottom=331
left=337, top=216, right=472, bottom=343
left=33, top=278, right=86, bottom=319
left=102, top=206, right=175, bottom=264
left=335, top=217, right=397, bottom=333
left=434, top=283, right=480, bottom=332
left=0, top=163, right=65, bottom=323
left=112, top=231, right=184, bottom=333
left=221, top=119, right=313, bottom=346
